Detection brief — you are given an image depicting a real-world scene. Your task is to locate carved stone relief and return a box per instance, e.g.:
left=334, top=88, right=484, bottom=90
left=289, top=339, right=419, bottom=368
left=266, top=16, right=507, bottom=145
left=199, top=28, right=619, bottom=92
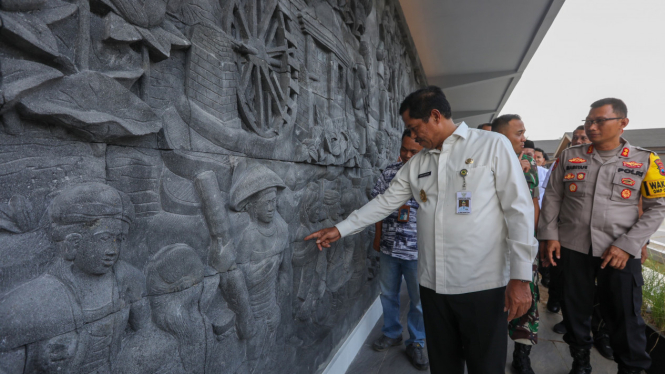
left=0, top=0, right=423, bottom=373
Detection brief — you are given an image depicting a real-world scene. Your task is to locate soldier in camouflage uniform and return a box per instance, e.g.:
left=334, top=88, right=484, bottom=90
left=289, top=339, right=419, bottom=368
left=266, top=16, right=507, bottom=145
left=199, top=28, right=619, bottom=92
left=492, top=116, right=539, bottom=374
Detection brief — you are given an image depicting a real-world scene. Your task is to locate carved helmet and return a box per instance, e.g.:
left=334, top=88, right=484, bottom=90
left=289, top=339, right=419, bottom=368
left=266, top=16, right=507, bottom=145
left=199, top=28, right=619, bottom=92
left=229, top=162, right=285, bottom=211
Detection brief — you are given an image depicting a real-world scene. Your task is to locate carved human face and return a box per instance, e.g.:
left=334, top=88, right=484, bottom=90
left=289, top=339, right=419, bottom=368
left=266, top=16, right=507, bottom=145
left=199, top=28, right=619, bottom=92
left=250, top=188, right=277, bottom=224
left=71, top=218, right=123, bottom=275
left=328, top=202, right=344, bottom=221
left=325, top=129, right=342, bottom=156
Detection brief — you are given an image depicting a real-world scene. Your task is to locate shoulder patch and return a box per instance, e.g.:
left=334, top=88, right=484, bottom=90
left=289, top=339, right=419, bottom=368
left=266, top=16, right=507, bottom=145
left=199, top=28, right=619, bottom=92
left=641, top=153, right=665, bottom=198
left=586, top=145, right=594, bottom=154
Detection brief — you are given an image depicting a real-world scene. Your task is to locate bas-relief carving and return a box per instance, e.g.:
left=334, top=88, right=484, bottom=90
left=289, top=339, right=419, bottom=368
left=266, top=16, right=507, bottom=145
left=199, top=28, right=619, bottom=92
left=0, top=0, right=421, bottom=372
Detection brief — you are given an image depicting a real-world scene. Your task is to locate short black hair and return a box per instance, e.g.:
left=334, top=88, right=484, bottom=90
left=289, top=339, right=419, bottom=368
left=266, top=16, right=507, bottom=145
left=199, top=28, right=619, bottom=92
left=573, top=125, right=585, bottom=132
left=477, top=123, right=491, bottom=129
left=491, top=114, right=521, bottom=133
left=534, top=147, right=549, bottom=161
left=524, top=140, right=535, bottom=149
left=590, top=98, right=627, bottom=118
left=402, top=128, right=413, bottom=140
left=399, top=86, right=452, bottom=121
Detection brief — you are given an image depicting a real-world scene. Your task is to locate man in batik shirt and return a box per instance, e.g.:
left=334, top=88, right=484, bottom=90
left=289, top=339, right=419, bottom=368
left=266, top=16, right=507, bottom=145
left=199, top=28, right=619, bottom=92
left=369, top=129, right=428, bottom=371
left=493, top=115, right=540, bottom=374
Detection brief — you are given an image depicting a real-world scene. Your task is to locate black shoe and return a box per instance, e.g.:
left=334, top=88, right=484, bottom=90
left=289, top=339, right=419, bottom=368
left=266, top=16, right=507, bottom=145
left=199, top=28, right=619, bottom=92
left=512, top=342, right=535, bottom=374
left=372, top=335, right=402, bottom=352
left=593, top=336, right=614, bottom=360
left=553, top=321, right=567, bottom=334
left=547, top=300, right=561, bottom=313
left=406, top=343, right=429, bottom=371
left=569, top=346, right=592, bottom=374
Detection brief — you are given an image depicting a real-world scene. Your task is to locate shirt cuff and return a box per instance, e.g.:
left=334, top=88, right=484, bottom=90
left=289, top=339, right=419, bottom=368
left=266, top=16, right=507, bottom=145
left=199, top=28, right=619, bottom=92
left=335, top=220, right=354, bottom=238
left=507, top=238, right=538, bottom=281
left=537, top=228, right=559, bottom=242
left=510, top=260, right=534, bottom=282
left=612, top=234, right=642, bottom=257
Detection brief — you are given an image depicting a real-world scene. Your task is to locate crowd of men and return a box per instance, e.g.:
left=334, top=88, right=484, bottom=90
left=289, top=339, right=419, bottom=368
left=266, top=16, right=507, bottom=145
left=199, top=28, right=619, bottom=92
left=306, top=86, right=665, bottom=374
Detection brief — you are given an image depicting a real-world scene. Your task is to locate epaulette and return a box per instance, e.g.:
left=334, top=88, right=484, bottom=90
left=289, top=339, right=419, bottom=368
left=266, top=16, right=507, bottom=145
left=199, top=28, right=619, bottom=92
left=634, top=146, right=656, bottom=155
left=568, top=143, right=586, bottom=149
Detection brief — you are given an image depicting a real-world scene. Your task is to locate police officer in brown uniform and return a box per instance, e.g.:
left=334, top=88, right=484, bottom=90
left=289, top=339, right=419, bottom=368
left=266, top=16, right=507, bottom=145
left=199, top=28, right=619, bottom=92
left=539, top=98, right=665, bottom=374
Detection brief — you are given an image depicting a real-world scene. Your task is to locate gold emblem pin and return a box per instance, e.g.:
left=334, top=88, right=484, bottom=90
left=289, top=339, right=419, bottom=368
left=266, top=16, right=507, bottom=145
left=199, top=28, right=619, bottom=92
left=465, top=158, right=474, bottom=164
left=420, top=189, right=427, bottom=202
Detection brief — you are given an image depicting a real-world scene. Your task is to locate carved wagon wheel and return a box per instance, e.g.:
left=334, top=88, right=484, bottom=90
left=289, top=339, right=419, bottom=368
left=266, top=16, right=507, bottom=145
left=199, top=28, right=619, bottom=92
left=229, top=0, right=299, bottom=138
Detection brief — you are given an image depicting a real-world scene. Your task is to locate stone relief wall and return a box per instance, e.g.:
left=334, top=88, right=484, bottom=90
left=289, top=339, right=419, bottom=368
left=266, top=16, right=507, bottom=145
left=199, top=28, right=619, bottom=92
left=0, top=0, right=424, bottom=373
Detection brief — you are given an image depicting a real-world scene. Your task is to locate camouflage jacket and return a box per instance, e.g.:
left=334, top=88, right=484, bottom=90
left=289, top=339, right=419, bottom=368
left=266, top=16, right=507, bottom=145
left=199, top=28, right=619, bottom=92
left=522, top=154, right=540, bottom=199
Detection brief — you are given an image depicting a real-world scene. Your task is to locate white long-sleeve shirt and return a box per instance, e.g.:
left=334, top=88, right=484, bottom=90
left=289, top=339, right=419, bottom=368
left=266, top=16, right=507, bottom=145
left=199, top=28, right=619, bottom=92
left=336, top=123, right=538, bottom=295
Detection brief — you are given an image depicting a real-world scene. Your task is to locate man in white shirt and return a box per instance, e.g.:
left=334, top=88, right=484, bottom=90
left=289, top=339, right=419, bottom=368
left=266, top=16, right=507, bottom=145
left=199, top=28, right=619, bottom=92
left=533, top=147, right=550, bottom=208
left=305, top=86, right=538, bottom=374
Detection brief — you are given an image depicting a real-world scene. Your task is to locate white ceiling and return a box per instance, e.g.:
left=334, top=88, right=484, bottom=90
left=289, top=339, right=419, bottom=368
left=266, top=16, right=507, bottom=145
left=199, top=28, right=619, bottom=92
left=398, top=0, right=565, bottom=126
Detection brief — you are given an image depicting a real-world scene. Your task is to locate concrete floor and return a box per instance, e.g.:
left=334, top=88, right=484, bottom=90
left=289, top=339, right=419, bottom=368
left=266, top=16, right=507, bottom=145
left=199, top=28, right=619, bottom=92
left=345, top=281, right=618, bottom=374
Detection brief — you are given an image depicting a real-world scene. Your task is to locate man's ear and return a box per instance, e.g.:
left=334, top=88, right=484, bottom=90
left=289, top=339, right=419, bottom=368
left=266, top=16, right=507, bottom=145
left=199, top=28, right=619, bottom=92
left=63, top=233, right=81, bottom=261
left=620, top=117, right=629, bottom=130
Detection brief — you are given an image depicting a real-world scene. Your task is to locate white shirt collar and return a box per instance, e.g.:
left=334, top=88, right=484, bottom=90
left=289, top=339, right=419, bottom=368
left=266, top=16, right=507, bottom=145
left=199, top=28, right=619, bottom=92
left=427, top=122, right=468, bottom=154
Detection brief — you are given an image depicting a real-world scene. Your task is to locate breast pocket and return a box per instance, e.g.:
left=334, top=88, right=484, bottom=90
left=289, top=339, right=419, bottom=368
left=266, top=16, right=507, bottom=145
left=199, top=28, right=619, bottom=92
left=610, top=172, right=640, bottom=203
left=562, top=171, right=587, bottom=197
left=456, top=165, right=491, bottom=192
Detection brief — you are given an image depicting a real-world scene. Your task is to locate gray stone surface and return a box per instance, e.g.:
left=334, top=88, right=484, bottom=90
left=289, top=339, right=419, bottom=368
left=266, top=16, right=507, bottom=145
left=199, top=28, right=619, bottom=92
left=0, top=0, right=423, bottom=373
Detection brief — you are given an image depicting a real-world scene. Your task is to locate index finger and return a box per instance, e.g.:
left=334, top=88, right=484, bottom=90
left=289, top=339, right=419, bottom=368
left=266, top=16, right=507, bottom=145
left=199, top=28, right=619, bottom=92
left=507, top=303, right=518, bottom=321
left=600, top=253, right=612, bottom=269
left=519, top=151, right=525, bottom=159
left=304, top=231, right=321, bottom=241
left=548, top=247, right=557, bottom=267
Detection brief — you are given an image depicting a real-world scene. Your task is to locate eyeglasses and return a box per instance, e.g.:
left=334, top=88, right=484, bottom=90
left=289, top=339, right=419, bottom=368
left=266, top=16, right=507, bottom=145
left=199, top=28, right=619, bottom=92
left=582, top=117, right=624, bottom=126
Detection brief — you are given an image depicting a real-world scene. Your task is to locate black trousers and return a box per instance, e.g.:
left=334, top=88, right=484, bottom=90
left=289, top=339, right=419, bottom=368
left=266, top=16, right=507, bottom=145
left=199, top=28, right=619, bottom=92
left=548, top=258, right=564, bottom=304
left=561, top=247, right=650, bottom=370
left=420, top=285, right=507, bottom=374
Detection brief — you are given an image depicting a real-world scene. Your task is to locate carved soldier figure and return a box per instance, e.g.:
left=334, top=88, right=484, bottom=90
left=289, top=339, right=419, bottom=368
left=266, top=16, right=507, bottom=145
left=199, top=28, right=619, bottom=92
left=0, top=183, right=146, bottom=374
left=292, top=182, right=328, bottom=325
left=228, top=163, right=292, bottom=373
left=115, top=243, right=207, bottom=374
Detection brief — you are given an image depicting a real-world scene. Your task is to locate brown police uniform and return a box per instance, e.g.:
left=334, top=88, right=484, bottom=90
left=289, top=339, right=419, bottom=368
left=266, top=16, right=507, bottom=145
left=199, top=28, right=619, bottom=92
left=538, top=140, right=665, bottom=371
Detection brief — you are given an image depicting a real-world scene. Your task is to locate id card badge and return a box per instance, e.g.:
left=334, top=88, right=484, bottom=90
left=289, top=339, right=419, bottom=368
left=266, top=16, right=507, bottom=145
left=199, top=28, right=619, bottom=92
left=397, top=205, right=410, bottom=223
left=456, top=191, right=472, bottom=214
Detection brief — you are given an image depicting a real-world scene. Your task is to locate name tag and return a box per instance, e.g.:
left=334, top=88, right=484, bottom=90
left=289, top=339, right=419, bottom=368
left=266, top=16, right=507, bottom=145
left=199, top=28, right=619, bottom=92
left=456, top=191, right=472, bottom=214
left=418, top=172, right=431, bottom=178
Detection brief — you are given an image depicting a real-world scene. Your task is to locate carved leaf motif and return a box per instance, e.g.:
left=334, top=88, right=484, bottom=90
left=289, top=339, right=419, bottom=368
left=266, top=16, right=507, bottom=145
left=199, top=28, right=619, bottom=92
left=0, top=195, right=35, bottom=233
left=17, top=71, right=162, bottom=142
left=0, top=57, right=63, bottom=103
left=103, top=11, right=142, bottom=43
left=0, top=10, right=59, bottom=59
left=33, top=0, right=78, bottom=25
left=110, top=0, right=166, bottom=28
